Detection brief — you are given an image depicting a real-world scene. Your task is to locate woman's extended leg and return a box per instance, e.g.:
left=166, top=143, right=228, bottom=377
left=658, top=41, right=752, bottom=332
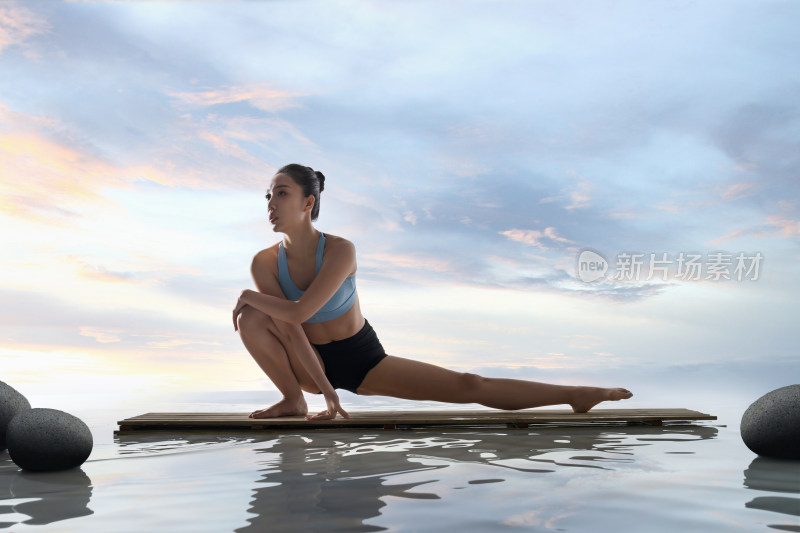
left=358, top=356, right=631, bottom=412
left=237, top=306, right=320, bottom=418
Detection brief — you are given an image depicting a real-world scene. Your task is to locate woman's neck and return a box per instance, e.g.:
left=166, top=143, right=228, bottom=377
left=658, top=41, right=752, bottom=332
left=282, top=223, right=319, bottom=256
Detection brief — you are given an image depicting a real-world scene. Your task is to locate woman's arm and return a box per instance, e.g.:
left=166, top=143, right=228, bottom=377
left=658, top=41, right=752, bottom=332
left=234, top=250, right=348, bottom=419
left=278, top=326, right=348, bottom=419
left=280, top=326, right=337, bottom=394
left=235, top=251, right=326, bottom=385
left=236, top=238, right=357, bottom=325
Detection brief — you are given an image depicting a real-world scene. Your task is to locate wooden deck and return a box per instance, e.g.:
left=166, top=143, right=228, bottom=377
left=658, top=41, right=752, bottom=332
left=117, top=408, right=716, bottom=431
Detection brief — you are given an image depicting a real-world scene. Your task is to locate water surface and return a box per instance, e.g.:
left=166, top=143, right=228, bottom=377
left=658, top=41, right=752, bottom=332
left=1, top=402, right=798, bottom=532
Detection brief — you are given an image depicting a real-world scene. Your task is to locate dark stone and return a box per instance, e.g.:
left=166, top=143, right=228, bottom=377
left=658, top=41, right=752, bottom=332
left=6, top=408, right=93, bottom=471
left=741, top=385, right=800, bottom=460
left=0, top=381, right=31, bottom=451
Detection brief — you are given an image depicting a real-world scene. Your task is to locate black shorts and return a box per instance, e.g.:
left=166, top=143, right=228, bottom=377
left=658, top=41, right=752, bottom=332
left=313, top=319, right=387, bottom=394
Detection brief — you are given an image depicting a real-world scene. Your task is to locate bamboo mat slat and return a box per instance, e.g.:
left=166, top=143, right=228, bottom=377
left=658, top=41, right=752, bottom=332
left=117, top=408, right=716, bottom=431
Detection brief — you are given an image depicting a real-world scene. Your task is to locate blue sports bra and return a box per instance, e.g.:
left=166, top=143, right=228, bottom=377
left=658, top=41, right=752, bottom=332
left=277, top=233, right=357, bottom=323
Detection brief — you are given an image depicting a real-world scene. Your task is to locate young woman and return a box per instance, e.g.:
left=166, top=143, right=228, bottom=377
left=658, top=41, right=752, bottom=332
left=233, top=164, right=632, bottom=420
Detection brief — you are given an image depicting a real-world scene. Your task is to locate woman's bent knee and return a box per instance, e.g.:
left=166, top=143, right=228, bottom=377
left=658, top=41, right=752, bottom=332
left=237, top=306, right=272, bottom=334
left=237, top=307, right=295, bottom=348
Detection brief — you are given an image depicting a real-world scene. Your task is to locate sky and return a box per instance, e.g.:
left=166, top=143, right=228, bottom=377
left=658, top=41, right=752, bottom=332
left=1, top=1, right=797, bottom=409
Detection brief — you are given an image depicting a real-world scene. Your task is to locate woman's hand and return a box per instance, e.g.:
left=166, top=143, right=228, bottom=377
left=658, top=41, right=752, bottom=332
left=232, top=290, right=253, bottom=331
left=306, top=390, right=350, bottom=421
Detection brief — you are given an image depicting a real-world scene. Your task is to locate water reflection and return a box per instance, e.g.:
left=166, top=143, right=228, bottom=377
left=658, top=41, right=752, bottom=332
left=113, top=424, right=719, bottom=531
left=115, top=431, right=254, bottom=456
left=0, top=460, right=93, bottom=528
left=229, top=424, right=718, bottom=532
left=743, top=457, right=800, bottom=531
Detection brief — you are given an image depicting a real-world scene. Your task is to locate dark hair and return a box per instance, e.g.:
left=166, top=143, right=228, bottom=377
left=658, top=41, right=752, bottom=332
left=276, top=164, right=326, bottom=220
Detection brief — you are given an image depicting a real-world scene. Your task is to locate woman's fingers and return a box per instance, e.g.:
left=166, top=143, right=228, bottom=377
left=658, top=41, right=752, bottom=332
left=306, top=410, right=336, bottom=421
left=304, top=407, right=350, bottom=421
left=322, top=392, right=349, bottom=420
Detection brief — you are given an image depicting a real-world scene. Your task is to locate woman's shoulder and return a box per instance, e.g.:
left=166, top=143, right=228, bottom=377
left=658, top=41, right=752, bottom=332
left=252, top=243, right=280, bottom=271
left=250, top=243, right=284, bottom=294
left=323, top=233, right=356, bottom=254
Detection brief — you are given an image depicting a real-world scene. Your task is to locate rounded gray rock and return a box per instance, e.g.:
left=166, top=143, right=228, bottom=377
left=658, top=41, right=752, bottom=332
left=6, top=408, right=93, bottom=471
left=741, top=384, right=800, bottom=459
left=1, top=381, right=31, bottom=451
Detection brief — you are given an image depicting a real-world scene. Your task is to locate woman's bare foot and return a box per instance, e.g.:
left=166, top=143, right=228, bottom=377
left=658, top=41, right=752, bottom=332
left=249, top=396, right=308, bottom=419
left=570, top=387, right=632, bottom=413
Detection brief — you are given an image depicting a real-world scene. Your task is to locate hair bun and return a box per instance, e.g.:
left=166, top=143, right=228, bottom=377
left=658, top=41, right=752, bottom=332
left=315, top=170, right=326, bottom=192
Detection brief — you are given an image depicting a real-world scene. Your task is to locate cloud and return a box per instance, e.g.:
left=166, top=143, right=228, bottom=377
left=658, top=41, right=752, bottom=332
left=198, top=130, right=263, bottom=167
left=169, top=84, right=306, bottom=112
left=500, top=227, right=574, bottom=250
left=1, top=1, right=798, bottom=400
left=141, top=106, right=317, bottom=190
left=0, top=4, right=49, bottom=53
left=544, top=275, right=670, bottom=302
left=79, top=327, right=123, bottom=343
left=764, top=215, right=800, bottom=238
left=540, top=172, right=594, bottom=211
left=705, top=229, right=747, bottom=246
left=0, top=103, right=179, bottom=223
left=63, top=255, right=168, bottom=285
left=0, top=124, right=181, bottom=223
left=0, top=130, right=116, bottom=221
left=718, top=181, right=757, bottom=201
left=146, top=338, right=223, bottom=349
left=0, top=287, right=235, bottom=357
left=360, top=252, right=453, bottom=277
left=705, top=214, right=800, bottom=245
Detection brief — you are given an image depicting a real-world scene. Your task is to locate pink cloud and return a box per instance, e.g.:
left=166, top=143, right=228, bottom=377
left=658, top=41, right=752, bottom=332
left=0, top=103, right=182, bottom=223
left=764, top=215, right=800, bottom=237
left=705, top=229, right=747, bottom=246
left=0, top=4, right=49, bottom=52
left=169, top=83, right=305, bottom=112
left=704, top=215, right=800, bottom=245
left=198, top=130, right=263, bottom=166
left=79, top=327, right=123, bottom=343
left=499, top=227, right=574, bottom=249
left=360, top=252, right=452, bottom=273
left=718, top=181, right=757, bottom=201
left=537, top=173, right=593, bottom=211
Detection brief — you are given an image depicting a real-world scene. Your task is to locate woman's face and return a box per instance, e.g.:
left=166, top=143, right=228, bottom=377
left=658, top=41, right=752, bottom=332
left=266, top=173, right=313, bottom=232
